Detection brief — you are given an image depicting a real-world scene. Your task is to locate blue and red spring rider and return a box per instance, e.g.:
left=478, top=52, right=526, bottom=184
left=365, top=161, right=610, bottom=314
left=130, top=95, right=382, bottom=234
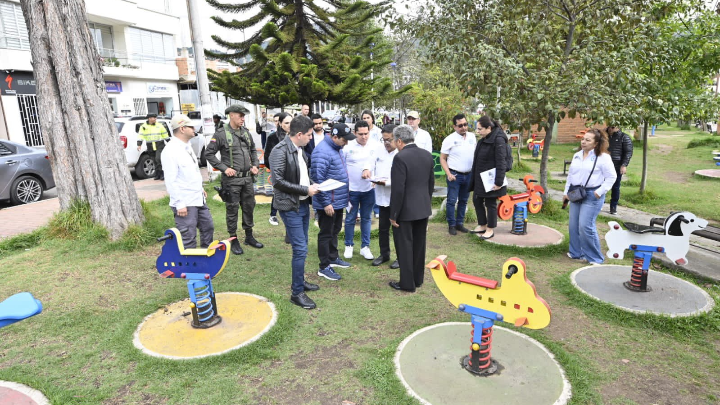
left=156, top=228, right=233, bottom=328
left=497, top=175, right=545, bottom=235
left=426, top=255, right=551, bottom=376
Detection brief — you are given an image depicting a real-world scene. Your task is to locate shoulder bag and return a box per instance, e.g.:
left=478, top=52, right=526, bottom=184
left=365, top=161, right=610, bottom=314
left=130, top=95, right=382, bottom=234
left=567, top=155, right=598, bottom=203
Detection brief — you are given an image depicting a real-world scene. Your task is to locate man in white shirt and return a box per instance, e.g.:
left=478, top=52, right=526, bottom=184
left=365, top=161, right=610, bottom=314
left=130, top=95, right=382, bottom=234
left=343, top=120, right=378, bottom=260
left=406, top=111, right=433, bottom=153
left=440, top=113, right=476, bottom=235
left=161, top=114, right=214, bottom=248
left=368, top=124, right=400, bottom=269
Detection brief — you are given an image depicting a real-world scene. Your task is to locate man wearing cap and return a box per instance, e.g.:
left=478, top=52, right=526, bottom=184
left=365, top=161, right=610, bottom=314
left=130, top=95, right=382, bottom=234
left=406, top=111, right=433, bottom=154
left=161, top=114, right=214, bottom=248
left=138, top=113, right=171, bottom=180
left=310, top=123, right=355, bottom=281
left=213, top=114, right=224, bottom=131
left=205, top=104, right=263, bottom=255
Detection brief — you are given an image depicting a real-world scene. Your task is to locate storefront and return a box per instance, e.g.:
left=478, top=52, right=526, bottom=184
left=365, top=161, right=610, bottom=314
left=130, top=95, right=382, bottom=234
left=105, top=78, right=178, bottom=118
left=0, top=71, right=42, bottom=146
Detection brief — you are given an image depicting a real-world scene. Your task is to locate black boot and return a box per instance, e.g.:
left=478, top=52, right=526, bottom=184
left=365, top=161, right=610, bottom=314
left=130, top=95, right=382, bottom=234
left=230, top=237, right=243, bottom=255
left=245, top=230, right=264, bottom=248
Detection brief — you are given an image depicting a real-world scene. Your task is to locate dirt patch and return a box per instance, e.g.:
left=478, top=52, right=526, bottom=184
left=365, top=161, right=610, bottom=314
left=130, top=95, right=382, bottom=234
left=102, top=381, right=168, bottom=405
left=600, top=373, right=713, bottom=405
left=664, top=171, right=690, bottom=184
left=656, top=144, right=674, bottom=155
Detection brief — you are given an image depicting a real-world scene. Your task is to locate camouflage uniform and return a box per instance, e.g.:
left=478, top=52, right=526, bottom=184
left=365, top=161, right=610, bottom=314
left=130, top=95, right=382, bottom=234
left=205, top=122, right=259, bottom=237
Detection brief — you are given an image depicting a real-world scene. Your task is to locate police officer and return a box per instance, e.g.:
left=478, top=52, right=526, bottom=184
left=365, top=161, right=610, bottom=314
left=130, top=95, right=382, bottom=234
left=205, top=104, right=264, bottom=255
left=137, top=113, right=170, bottom=180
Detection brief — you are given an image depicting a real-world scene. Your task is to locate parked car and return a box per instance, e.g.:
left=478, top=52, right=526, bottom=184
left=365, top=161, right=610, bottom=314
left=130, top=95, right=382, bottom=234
left=116, top=117, right=207, bottom=179
left=0, top=139, right=55, bottom=205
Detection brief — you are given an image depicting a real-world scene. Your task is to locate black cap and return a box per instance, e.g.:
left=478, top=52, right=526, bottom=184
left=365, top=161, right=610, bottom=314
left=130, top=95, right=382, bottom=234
left=331, top=123, right=356, bottom=140
left=146, top=113, right=158, bottom=118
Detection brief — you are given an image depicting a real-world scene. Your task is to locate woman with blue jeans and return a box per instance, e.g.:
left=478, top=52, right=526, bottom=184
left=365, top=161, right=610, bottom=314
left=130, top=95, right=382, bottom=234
left=563, top=129, right=617, bottom=264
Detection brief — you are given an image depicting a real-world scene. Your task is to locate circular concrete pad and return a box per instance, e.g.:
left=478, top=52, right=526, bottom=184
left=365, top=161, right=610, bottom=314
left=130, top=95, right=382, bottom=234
left=571, top=265, right=714, bottom=317
left=395, top=322, right=571, bottom=405
left=134, top=292, right=277, bottom=359
left=694, top=169, right=720, bottom=179
left=479, top=222, right=564, bottom=247
left=0, top=381, right=50, bottom=405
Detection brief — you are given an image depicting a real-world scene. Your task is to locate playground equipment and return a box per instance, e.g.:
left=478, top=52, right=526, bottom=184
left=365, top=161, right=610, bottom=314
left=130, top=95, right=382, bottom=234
left=497, top=175, right=545, bottom=235
left=605, top=212, right=708, bottom=292
left=0, top=292, right=42, bottom=329
left=713, top=150, right=719, bottom=166
left=426, top=256, right=551, bottom=376
left=527, top=133, right=544, bottom=157
left=156, top=228, right=233, bottom=328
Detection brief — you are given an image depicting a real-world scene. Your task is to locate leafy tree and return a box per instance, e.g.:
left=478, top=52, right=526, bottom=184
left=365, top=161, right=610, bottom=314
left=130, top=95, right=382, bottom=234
left=206, top=0, right=393, bottom=107
left=400, top=0, right=666, bottom=197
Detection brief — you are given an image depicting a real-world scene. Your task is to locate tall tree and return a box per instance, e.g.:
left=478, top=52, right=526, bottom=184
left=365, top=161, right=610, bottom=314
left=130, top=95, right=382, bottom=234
left=401, top=0, right=660, bottom=197
left=19, top=0, right=144, bottom=239
left=206, top=0, right=393, bottom=107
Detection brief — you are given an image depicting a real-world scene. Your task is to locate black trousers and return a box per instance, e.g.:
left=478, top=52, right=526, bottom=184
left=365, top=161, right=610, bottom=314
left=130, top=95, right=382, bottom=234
left=474, top=195, right=498, bottom=228
left=378, top=206, right=393, bottom=259
left=317, top=208, right=344, bottom=269
left=393, top=218, right=428, bottom=290
left=146, top=141, right=165, bottom=178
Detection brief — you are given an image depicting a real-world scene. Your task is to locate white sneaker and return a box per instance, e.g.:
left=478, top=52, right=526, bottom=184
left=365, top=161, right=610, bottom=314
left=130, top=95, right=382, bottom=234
left=268, top=216, right=279, bottom=226
left=360, top=246, right=374, bottom=260
left=344, top=246, right=353, bottom=259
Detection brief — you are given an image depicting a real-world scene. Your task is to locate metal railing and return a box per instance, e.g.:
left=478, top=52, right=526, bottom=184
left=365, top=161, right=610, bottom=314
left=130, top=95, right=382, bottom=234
left=99, top=48, right=176, bottom=70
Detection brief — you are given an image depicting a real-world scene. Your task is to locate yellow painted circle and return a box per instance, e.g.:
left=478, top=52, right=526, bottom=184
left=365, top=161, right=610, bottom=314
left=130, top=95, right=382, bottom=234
left=133, top=292, right=277, bottom=359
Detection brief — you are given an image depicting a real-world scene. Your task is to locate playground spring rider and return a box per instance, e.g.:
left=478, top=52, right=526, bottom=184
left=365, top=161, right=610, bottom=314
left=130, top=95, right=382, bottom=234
left=527, top=133, right=544, bottom=157
left=156, top=228, right=233, bottom=328
left=0, top=292, right=42, bottom=329
left=426, top=256, right=551, bottom=376
left=604, top=212, right=708, bottom=292
left=497, top=175, right=545, bottom=235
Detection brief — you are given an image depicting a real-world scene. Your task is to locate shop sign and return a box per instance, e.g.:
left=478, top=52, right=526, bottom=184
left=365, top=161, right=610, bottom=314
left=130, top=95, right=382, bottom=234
left=181, top=103, right=195, bottom=113
left=147, top=83, right=173, bottom=96
left=0, top=71, right=37, bottom=96
left=105, top=81, right=123, bottom=93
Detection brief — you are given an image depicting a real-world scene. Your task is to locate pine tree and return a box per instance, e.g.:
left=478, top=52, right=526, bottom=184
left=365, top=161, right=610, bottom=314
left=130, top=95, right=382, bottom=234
left=206, top=0, right=392, bottom=107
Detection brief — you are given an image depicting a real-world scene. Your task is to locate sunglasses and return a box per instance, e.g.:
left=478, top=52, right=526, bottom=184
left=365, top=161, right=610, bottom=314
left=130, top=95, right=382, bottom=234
left=456, top=123, right=468, bottom=127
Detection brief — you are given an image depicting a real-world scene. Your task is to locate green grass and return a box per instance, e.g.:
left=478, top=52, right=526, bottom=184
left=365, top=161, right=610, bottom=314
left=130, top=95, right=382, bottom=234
left=1, top=184, right=720, bottom=404
left=687, top=137, right=720, bottom=149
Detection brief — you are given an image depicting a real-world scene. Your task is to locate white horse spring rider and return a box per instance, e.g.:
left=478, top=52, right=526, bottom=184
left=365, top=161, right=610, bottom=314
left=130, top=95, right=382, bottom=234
left=605, top=212, right=708, bottom=266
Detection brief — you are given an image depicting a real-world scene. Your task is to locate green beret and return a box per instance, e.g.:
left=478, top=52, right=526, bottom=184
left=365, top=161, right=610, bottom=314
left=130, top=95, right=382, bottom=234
left=225, top=105, right=250, bottom=115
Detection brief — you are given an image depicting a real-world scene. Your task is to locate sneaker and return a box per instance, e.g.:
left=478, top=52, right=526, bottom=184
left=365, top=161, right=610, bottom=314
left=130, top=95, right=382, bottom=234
left=609, top=207, right=617, bottom=215
left=375, top=213, right=380, bottom=219
left=566, top=252, right=583, bottom=260
left=269, top=216, right=279, bottom=226
left=344, top=245, right=353, bottom=259
left=290, top=292, right=316, bottom=309
left=318, top=266, right=341, bottom=281
left=329, top=258, right=351, bottom=268
left=360, top=246, right=374, bottom=260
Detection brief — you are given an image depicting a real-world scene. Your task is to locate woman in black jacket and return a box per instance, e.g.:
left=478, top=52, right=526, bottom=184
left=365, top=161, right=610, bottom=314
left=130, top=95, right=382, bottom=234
left=469, top=116, right=508, bottom=239
left=265, top=112, right=291, bottom=225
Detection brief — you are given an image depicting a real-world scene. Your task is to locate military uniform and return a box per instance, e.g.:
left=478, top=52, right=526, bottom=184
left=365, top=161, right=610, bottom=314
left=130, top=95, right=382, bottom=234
left=137, top=115, right=170, bottom=180
left=205, top=105, right=263, bottom=253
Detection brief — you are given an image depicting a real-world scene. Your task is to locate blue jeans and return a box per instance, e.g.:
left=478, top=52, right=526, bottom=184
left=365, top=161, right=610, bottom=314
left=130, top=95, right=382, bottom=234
left=568, top=188, right=605, bottom=264
left=446, top=171, right=471, bottom=227
left=279, top=201, right=310, bottom=295
left=344, top=190, right=375, bottom=248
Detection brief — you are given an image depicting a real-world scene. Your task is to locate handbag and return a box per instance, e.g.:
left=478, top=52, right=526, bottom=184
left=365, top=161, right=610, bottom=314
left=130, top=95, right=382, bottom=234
left=567, top=155, right=598, bottom=203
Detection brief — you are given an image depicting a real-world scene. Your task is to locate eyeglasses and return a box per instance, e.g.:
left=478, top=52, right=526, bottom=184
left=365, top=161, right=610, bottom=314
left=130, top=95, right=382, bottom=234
left=382, top=138, right=394, bottom=144
left=456, top=123, right=468, bottom=128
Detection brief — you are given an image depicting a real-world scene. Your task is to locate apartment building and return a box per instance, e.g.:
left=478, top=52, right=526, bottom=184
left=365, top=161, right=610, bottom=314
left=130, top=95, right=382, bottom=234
left=0, top=0, right=182, bottom=146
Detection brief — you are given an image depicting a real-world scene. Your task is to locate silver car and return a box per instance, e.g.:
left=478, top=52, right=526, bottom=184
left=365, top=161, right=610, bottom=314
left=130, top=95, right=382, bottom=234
left=0, top=139, right=56, bottom=205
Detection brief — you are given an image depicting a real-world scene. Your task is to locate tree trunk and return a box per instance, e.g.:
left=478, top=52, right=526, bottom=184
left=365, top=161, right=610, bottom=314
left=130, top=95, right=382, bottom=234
left=20, top=0, right=144, bottom=239
left=639, top=120, right=649, bottom=194
left=538, top=112, right=555, bottom=202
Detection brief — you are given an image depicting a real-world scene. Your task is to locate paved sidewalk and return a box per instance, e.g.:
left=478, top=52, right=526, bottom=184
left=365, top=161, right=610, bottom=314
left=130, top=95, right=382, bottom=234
left=0, top=179, right=169, bottom=240
left=508, top=178, right=720, bottom=283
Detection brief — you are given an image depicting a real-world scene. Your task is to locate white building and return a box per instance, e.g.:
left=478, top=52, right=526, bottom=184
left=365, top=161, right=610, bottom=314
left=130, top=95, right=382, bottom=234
left=0, top=0, right=182, bottom=146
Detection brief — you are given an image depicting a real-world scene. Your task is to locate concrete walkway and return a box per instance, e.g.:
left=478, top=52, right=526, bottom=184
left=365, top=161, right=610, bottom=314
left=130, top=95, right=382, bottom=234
left=508, top=177, right=720, bottom=283
left=0, top=179, right=168, bottom=240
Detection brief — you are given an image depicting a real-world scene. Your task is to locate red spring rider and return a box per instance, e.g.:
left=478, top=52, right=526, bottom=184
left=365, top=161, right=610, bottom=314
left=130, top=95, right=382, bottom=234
left=497, top=175, right=545, bottom=235
left=526, top=133, right=544, bottom=152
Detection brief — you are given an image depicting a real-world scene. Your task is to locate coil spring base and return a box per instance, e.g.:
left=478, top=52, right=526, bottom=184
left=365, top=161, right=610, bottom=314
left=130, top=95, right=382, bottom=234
left=461, top=355, right=499, bottom=376
left=623, top=254, right=652, bottom=292
left=510, top=203, right=528, bottom=235
left=191, top=314, right=222, bottom=329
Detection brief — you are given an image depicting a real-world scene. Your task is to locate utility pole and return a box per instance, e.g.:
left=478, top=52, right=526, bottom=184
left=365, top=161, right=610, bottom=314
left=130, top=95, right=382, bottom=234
left=370, top=42, right=375, bottom=113
left=186, top=0, right=215, bottom=138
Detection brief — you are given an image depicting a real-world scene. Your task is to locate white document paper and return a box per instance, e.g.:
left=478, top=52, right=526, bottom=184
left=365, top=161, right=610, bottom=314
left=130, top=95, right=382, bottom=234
left=316, top=179, right=346, bottom=192
left=479, top=168, right=508, bottom=193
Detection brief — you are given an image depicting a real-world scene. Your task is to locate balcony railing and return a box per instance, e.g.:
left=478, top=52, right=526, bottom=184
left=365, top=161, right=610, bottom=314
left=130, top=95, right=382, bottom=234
left=99, top=48, right=176, bottom=71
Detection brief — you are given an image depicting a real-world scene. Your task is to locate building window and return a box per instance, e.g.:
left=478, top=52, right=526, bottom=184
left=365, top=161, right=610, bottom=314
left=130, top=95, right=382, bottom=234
left=88, top=22, right=115, bottom=58
left=128, top=27, right=175, bottom=65
left=0, top=1, right=30, bottom=50
left=18, top=94, right=43, bottom=147
left=133, top=98, right=148, bottom=116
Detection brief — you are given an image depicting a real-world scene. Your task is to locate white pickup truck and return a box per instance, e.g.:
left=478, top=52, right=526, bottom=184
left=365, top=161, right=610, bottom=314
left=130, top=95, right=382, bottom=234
left=115, top=116, right=209, bottom=179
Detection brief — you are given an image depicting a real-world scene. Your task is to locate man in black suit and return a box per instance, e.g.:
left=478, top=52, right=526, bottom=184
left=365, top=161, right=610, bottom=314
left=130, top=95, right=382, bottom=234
left=388, top=124, right=435, bottom=292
